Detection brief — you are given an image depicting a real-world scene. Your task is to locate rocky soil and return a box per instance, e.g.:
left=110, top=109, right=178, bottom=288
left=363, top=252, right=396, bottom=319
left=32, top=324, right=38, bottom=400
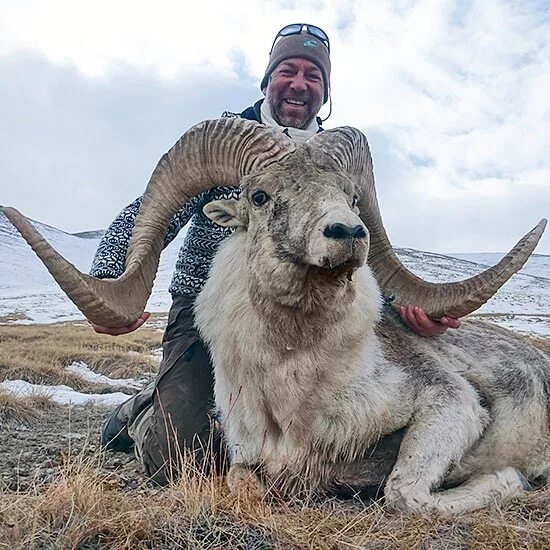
left=0, top=404, right=143, bottom=493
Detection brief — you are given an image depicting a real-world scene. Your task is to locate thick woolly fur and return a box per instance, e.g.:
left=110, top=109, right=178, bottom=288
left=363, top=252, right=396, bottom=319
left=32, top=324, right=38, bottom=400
left=195, top=153, right=550, bottom=515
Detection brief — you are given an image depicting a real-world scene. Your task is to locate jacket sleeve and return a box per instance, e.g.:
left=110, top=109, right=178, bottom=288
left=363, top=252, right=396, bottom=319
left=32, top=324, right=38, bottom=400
left=89, top=191, right=212, bottom=278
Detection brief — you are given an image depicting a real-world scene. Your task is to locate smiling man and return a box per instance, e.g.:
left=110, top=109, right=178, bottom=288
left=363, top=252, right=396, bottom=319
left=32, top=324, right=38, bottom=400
left=260, top=31, right=329, bottom=131
left=264, top=58, right=324, bottom=128
left=92, top=24, right=458, bottom=484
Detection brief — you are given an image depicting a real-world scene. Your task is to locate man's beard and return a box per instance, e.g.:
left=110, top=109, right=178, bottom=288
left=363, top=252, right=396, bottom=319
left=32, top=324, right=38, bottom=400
left=267, top=92, right=319, bottom=129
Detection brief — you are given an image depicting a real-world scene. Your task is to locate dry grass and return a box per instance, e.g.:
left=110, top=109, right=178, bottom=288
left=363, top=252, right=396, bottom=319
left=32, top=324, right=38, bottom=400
left=0, top=389, right=58, bottom=426
left=1, top=324, right=549, bottom=548
left=0, top=322, right=163, bottom=389
left=0, top=311, right=31, bottom=323
left=0, top=449, right=549, bottom=550
left=531, top=336, right=550, bottom=356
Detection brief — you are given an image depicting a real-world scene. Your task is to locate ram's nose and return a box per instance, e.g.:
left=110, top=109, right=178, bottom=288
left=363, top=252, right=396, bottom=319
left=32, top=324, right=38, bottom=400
left=323, top=223, right=367, bottom=240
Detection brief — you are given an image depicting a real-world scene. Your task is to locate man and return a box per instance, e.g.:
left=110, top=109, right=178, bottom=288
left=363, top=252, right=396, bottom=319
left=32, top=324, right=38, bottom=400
left=91, top=24, right=459, bottom=484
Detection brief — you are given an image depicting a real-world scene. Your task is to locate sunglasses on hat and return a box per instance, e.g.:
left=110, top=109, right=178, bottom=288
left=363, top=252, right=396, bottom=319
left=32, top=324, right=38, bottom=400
left=270, top=23, right=330, bottom=53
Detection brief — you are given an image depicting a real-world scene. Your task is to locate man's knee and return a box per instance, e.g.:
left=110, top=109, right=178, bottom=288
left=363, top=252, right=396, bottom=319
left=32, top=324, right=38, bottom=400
left=139, top=417, right=227, bottom=486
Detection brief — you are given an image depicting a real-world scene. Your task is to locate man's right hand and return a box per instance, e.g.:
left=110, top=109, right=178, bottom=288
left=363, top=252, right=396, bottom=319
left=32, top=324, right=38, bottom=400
left=89, top=312, right=151, bottom=336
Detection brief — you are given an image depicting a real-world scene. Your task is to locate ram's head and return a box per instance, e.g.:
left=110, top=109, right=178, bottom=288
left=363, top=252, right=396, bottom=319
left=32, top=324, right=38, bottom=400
left=3, top=118, right=546, bottom=326
left=204, top=151, right=369, bottom=307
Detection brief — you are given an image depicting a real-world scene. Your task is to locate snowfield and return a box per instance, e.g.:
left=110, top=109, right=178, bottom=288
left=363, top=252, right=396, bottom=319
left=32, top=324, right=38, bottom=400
left=0, top=210, right=549, bottom=335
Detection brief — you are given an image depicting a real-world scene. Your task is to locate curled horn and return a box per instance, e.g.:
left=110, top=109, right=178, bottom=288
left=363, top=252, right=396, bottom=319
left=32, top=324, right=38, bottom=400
left=3, top=119, right=296, bottom=327
left=310, top=127, right=547, bottom=318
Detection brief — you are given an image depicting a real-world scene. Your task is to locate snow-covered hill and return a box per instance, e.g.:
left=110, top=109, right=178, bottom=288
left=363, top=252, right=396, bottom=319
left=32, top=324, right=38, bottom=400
left=0, top=210, right=186, bottom=323
left=448, top=253, right=549, bottom=280
left=1, top=211, right=549, bottom=335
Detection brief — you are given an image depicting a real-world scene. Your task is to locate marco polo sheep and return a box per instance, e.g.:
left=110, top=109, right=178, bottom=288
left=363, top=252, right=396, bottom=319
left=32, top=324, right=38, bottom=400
left=4, top=118, right=549, bottom=515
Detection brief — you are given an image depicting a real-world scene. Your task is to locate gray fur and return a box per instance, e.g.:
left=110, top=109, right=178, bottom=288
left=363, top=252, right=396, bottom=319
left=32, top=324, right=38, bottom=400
left=195, top=148, right=549, bottom=515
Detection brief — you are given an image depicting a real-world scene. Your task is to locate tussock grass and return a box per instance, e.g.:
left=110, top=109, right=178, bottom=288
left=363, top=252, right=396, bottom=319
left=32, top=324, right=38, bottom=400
left=0, top=323, right=163, bottom=388
left=0, top=311, right=31, bottom=323
left=531, top=336, right=550, bottom=356
left=0, top=389, right=58, bottom=426
left=1, top=449, right=549, bottom=549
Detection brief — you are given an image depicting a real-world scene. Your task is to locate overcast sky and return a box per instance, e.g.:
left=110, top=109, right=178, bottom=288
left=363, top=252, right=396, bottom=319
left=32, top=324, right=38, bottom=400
left=2, top=0, right=549, bottom=254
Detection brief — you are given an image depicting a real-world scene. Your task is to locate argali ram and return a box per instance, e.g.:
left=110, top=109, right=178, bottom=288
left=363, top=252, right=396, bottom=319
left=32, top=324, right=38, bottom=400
left=4, top=118, right=549, bottom=515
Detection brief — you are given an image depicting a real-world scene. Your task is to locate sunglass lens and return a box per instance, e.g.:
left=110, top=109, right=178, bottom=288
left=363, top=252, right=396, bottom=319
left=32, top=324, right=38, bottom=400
left=278, top=24, right=303, bottom=37
left=307, top=25, right=329, bottom=43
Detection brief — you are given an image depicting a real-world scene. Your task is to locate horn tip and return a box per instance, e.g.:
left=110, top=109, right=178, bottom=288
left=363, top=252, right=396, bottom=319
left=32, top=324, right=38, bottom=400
left=1, top=206, right=25, bottom=226
left=532, top=218, right=547, bottom=238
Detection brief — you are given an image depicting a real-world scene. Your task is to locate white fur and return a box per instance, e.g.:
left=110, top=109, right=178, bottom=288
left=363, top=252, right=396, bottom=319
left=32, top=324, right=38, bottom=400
left=195, top=223, right=550, bottom=515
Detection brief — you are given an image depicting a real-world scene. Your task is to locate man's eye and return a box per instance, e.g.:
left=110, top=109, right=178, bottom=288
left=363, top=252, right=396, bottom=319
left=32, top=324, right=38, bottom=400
left=251, top=190, right=270, bottom=206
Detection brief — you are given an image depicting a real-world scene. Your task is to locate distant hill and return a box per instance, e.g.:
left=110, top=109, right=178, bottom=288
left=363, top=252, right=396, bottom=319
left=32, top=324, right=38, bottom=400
left=0, top=211, right=548, bottom=335
left=72, top=229, right=106, bottom=240
left=448, top=253, right=549, bottom=280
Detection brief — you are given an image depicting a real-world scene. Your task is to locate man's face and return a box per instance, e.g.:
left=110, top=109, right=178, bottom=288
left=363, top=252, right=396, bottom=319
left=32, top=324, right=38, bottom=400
left=264, top=58, right=324, bottom=129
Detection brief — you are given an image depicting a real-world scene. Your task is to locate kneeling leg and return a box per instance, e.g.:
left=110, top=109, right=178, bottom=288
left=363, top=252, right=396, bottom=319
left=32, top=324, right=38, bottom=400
left=385, top=383, right=493, bottom=514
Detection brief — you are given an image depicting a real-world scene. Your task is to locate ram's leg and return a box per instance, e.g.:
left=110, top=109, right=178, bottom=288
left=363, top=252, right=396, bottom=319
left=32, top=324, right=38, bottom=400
left=427, top=467, right=530, bottom=514
left=226, top=463, right=265, bottom=499
left=384, top=381, right=492, bottom=514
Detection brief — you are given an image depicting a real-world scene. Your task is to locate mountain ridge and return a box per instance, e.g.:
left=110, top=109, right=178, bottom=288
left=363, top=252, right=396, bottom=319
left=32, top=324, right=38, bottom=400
left=1, top=211, right=548, bottom=335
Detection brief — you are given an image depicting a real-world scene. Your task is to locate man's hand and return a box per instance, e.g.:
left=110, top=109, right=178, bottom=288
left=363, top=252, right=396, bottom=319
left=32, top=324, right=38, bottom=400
left=399, top=305, right=460, bottom=337
left=89, top=312, right=151, bottom=336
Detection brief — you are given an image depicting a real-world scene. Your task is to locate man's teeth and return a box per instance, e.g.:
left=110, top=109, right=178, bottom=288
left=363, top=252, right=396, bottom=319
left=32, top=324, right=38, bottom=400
left=285, top=99, right=306, bottom=106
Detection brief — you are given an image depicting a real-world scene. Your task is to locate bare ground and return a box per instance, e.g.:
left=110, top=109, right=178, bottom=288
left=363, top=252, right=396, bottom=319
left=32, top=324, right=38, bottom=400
left=0, top=404, right=141, bottom=493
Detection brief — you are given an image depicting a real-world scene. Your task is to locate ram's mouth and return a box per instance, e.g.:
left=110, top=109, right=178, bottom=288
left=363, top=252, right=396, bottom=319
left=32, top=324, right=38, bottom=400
left=309, top=259, right=360, bottom=282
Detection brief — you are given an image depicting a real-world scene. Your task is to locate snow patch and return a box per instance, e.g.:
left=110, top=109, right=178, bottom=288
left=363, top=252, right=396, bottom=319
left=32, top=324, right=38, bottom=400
left=66, top=361, right=144, bottom=389
left=0, top=379, right=132, bottom=407
left=470, top=314, right=550, bottom=337
left=150, top=348, right=163, bottom=363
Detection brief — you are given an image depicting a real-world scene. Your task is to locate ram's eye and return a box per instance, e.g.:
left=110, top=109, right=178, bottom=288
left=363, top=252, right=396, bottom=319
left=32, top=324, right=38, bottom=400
left=251, top=190, right=270, bottom=207
left=351, top=195, right=359, bottom=208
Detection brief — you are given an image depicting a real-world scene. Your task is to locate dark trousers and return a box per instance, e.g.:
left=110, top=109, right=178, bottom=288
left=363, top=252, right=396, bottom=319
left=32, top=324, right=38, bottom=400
left=127, top=294, right=223, bottom=485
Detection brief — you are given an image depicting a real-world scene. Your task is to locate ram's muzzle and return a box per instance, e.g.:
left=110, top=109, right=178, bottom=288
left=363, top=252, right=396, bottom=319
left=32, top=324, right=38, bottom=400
left=306, top=202, right=369, bottom=271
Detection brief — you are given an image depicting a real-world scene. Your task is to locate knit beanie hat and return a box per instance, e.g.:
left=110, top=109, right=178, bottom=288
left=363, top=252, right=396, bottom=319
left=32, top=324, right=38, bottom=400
left=261, top=33, right=331, bottom=103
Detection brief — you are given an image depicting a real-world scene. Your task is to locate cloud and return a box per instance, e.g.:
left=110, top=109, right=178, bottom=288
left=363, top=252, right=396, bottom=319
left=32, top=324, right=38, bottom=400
left=1, top=0, right=549, bottom=254
left=327, top=0, right=550, bottom=253
left=0, top=52, right=258, bottom=232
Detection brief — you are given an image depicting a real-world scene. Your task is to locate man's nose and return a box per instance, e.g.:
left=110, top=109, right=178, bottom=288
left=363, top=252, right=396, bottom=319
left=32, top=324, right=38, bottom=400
left=289, top=73, right=307, bottom=92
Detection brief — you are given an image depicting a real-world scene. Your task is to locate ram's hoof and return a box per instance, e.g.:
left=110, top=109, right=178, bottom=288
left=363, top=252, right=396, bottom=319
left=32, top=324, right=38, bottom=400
left=227, top=463, right=265, bottom=500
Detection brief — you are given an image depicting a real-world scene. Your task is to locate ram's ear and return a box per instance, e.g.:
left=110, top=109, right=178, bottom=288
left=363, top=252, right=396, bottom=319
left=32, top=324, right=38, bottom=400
left=203, top=199, right=248, bottom=228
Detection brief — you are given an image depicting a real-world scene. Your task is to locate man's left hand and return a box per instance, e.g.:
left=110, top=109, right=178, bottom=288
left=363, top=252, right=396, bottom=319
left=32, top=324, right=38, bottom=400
left=399, top=305, right=460, bottom=337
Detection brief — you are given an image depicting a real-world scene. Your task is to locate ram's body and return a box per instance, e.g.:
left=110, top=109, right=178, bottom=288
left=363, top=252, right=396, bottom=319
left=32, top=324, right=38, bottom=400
left=3, top=119, right=548, bottom=514
left=196, top=221, right=550, bottom=513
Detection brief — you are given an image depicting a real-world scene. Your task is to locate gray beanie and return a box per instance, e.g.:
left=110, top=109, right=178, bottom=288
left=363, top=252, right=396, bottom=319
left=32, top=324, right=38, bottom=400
left=261, top=33, right=331, bottom=103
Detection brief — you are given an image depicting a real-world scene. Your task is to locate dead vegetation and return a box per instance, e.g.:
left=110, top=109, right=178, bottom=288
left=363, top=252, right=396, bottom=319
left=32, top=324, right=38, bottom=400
left=0, top=321, right=163, bottom=390
left=0, top=389, right=58, bottom=426
left=0, top=447, right=549, bottom=550
left=0, top=311, right=31, bottom=323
